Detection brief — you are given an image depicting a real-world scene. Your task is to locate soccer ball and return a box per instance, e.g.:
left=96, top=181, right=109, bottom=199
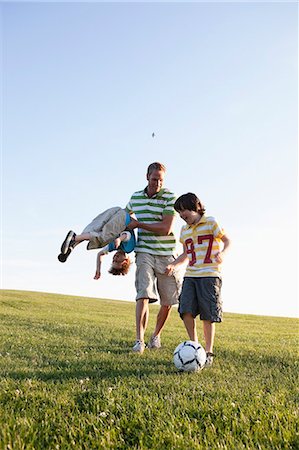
left=173, top=340, right=206, bottom=372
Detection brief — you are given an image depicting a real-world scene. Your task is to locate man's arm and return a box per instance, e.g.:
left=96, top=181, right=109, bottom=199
left=126, top=214, right=175, bottom=236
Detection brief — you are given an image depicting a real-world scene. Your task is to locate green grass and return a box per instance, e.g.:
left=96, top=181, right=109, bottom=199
left=0, top=290, right=298, bottom=450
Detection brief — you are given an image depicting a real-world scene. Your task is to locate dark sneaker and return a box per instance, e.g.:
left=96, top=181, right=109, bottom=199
left=58, top=248, right=72, bottom=263
left=204, top=352, right=215, bottom=368
left=60, top=230, right=76, bottom=254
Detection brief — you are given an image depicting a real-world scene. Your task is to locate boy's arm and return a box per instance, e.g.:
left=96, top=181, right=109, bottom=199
left=112, top=231, right=131, bottom=250
left=165, top=245, right=189, bottom=275
left=93, top=245, right=109, bottom=280
left=214, top=234, right=231, bottom=263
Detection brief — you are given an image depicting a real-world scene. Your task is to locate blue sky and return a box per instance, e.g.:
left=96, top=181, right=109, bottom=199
left=1, top=2, right=298, bottom=318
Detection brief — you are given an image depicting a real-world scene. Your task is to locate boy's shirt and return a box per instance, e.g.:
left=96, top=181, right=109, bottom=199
left=107, top=230, right=136, bottom=254
left=180, top=215, right=225, bottom=278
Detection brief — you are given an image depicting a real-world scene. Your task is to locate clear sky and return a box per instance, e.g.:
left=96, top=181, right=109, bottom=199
left=1, top=1, right=298, bottom=318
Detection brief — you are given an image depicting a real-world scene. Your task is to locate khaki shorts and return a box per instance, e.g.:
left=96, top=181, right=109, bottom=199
left=135, top=253, right=181, bottom=306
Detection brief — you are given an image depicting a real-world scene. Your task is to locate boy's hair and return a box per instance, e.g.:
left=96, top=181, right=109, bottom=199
left=174, top=193, right=206, bottom=215
left=147, top=162, right=166, bottom=177
left=109, top=258, right=131, bottom=276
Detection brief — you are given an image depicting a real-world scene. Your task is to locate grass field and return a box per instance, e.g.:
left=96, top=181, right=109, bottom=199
left=0, top=290, right=298, bottom=449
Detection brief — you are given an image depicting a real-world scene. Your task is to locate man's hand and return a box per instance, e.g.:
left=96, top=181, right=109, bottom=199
left=126, top=218, right=139, bottom=230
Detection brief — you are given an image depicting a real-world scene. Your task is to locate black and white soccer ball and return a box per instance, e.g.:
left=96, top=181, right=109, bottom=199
left=173, top=340, right=206, bottom=372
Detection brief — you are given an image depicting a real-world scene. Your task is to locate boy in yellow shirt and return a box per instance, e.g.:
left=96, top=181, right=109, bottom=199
left=165, top=193, right=230, bottom=367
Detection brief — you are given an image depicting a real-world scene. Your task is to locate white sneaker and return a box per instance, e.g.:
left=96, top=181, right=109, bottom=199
left=132, top=340, right=145, bottom=354
left=204, top=352, right=214, bottom=368
left=148, top=335, right=161, bottom=349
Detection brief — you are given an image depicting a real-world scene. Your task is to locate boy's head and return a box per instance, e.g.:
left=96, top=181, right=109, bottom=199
left=174, top=193, right=206, bottom=226
left=109, top=250, right=131, bottom=276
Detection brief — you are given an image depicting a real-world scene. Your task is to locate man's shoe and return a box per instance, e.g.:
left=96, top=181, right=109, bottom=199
left=61, top=230, right=76, bottom=254
left=58, top=248, right=72, bottom=263
left=132, top=340, right=145, bottom=354
left=148, top=335, right=161, bottom=349
left=205, top=352, right=215, bottom=368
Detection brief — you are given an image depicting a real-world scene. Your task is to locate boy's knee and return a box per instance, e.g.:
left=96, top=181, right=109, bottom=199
left=182, top=312, right=194, bottom=319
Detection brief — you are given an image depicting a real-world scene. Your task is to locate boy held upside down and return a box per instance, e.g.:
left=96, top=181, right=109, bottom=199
left=93, top=234, right=132, bottom=279
left=57, top=206, right=136, bottom=277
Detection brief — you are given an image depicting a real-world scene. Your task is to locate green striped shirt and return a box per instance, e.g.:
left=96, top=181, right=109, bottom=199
left=126, top=188, right=176, bottom=255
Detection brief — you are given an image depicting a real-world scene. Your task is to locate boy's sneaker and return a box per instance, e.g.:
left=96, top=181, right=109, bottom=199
left=61, top=230, right=76, bottom=254
left=148, top=335, right=161, bottom=349
left=205, top=352, right=215, bottom=368
left=58, top=248, right=72, bottom=263
left=132, top=340, right=145, bottom=354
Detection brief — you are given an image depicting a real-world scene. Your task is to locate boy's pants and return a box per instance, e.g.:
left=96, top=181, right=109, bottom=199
left=82, top=207, right=127, bottom=249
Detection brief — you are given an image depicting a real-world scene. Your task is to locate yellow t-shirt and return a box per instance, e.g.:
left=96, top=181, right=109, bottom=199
left=180, top=215, right=225, bottom=278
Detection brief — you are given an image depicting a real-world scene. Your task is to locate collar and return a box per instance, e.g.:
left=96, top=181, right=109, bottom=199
left=144, top=187, right=165, bottom=198
left=187, top=214, right=207, bottom=229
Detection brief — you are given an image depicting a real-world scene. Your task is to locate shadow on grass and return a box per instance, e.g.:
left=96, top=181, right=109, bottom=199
left=2, top=343, right=176, bottom=382
left=2, top=345, right=296, bottom=383
left=4, top=362, right=174, bottom=383
left=218, top=348, right=297, bottom=370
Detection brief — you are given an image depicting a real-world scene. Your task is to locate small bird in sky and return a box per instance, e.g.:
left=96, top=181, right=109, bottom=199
left=152, top=132, right=155, bottom=138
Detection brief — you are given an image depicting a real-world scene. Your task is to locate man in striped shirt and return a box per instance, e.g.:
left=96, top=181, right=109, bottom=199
left=126, top=162, right=181, bottom=354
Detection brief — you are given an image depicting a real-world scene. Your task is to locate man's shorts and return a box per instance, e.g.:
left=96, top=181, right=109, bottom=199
left=178, top=277, right=223, bottom=323
left=135, top=253, right=181, bottom=306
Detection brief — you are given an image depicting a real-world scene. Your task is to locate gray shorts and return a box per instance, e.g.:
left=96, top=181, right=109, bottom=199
left=179, top=277, right=223, bottom=322
left=135, top=253, right=181, bottom=306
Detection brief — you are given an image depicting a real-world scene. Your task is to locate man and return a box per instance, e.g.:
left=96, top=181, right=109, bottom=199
left=126, top=162, right=181, bottom=353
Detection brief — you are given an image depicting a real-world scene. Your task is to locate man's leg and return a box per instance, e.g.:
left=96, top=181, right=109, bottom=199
left=148, top=305, right=171, bottom=349
left=182, top=312, right=198, bottom=342
left=135, top=298, right=149, bottom=342
left=142, top=301, right=149, bottom=336
left=150, top=256, right=181, bottom=346
left=203, top=320, right=215, bottom=353
left=152, top=305, right=171, bottom=338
